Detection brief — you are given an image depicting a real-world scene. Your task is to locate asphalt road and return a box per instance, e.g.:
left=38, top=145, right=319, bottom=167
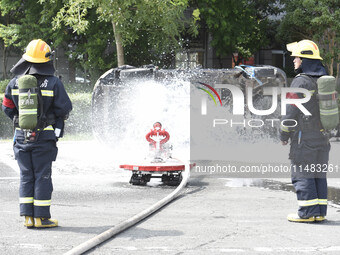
left=1, top=140, right=340, bottom=255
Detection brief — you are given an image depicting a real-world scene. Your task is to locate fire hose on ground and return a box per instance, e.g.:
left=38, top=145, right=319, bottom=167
left=64, top=161, right=190, bottom=255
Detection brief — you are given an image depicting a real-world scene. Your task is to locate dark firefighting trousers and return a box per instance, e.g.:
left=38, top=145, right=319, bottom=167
left=290, top=137, right=330, bottom=218
left=13, top=139, right=58, bottom=218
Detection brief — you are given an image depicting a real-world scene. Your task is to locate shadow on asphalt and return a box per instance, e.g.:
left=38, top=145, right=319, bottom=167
left=318, top=220, right=340, bottom=226
left=114, top=227, right=184, bottom=240
left=35, top=225, right=115, bottom=234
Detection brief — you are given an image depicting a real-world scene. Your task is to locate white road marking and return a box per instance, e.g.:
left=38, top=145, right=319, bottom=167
left=0, top=177, right=19, bottom=180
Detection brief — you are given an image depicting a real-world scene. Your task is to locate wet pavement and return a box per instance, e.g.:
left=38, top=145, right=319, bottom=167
left=1, top=140, right=340, bottom=254
left=225, top=178, right=340, bottom=206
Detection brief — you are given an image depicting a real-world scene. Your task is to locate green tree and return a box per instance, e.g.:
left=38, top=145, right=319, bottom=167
left=194, top=0, right=283, bottom=66
left=41, top=0, right=196, bottom=67
left=0, top=0, right=67, bottom=49
left=0, top=0, right=110, bottom=82
left=0, top=0, right=21, bottom=79
left=62, top=8, right=118, bottom=81
left=0, top=0, right=68, bottom=78
left=278, top=0, right=340, bottom=79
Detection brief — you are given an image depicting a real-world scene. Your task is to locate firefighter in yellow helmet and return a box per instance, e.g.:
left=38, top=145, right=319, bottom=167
left=280, top=39, right=329, bottom=223
left=2, top=39, right=72, bottom=228
left=286, top=39, right=323, bottom=60
left=23, top=39, right=53, bottom=63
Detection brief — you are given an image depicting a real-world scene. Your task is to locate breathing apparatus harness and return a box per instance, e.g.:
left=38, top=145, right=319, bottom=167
left=14, top=75, right=56, bottom=143
left=295, top=74, right=338, bottom=143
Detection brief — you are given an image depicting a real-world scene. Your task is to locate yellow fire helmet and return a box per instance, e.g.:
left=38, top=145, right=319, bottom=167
left=286, top=39, right=323, bottom=60
left=22, top=39, right=52, bottom=63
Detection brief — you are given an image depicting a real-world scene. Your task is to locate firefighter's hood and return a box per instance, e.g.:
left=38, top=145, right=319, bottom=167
left=10, top=58, right=55, bottom=76
left=301, top=58, right=327, bottom=77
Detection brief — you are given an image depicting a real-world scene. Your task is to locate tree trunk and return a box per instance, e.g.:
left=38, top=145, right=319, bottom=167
left=327, top=31, right=334, bottom=76
left=328, top=58, right=334, bottom=76
left=336, top=62, right=339, bottom=89
left=68, top=59, right=76, bottom=83
left=1, top=41, right=7, bottom=79
left=112, top=21, right=125, bottom=67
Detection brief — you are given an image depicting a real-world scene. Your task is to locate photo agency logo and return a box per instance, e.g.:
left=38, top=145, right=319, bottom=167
left=197, top=82, right=312, bottom=128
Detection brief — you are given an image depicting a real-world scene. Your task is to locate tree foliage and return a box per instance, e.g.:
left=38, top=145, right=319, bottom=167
left=0, top=0, right=196, bottom=80
left=0, top=0, right=65, bottom=78
left=0, top=0, right=65, bottom=49
left=195, top=0, right=283, bottom=65
left=0, top=1, right=118, bottom=80
left=278, top=0, right=340, bottom=78
left=41, top=0, right=196, bottom=66
left=1, top=0, right=337, bottom=83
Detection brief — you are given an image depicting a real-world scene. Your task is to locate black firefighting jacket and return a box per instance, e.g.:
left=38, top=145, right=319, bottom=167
left=280, top=58, right=328, bottom=143
left=2, top=74, right=72, bottom=141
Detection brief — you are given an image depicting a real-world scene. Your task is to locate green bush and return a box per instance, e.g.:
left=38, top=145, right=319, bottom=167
left=0, top=79, right=10, bottom=93
left=0, top=91, right=93, bottom=140
left=0, top=79, right=94, bottom=139
left=0, top=80, right=94, bottom=94
left=64, top=92, right=92, bottom=136
left=64, top=82, right=94, bottom=94
left=0, top=96, right=14, bottom=140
